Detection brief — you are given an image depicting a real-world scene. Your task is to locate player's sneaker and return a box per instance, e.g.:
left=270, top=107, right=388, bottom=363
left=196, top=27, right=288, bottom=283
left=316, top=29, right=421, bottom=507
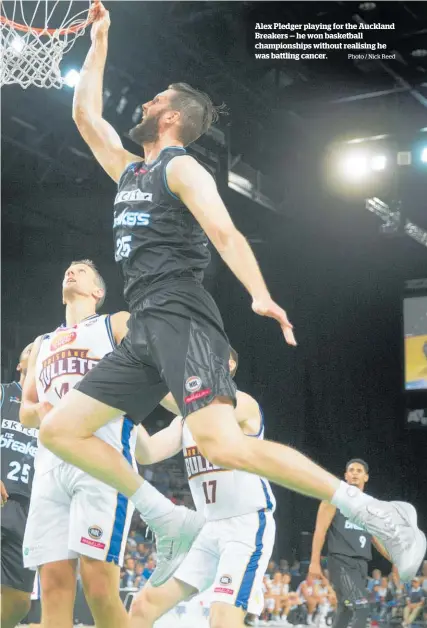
left=148, top=506, right=205, bottom=587
left=349, top=499, right=426, bottom=582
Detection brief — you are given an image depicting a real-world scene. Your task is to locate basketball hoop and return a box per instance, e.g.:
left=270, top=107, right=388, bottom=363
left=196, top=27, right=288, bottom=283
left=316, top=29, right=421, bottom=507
left=0, top=1, right=96, bottom=89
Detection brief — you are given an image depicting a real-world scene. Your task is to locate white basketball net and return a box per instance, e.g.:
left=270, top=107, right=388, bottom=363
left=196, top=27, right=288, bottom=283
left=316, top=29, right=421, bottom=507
left=0, top=1, right=92, bottom=89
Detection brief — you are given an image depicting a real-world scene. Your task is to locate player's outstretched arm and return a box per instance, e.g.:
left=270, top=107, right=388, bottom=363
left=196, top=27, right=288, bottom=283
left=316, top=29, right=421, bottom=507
left=72, top=2, right=139, bottom=183
left=308, top=500, right=336, bottom=578
left=166, top=156, right=296, bottom=346
left=135, top=417, right=183, bottom=465
left=20, top=337, right=52, bottom=428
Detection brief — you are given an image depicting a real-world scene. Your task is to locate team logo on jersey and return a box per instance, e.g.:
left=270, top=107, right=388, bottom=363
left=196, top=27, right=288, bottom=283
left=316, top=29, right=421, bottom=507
left=220, top=575, right=232, bottom=585
left=88, top=525, right=103, bottom=540
left=184, top=445, right=222, bottom=479
left=39, top=349, right=99, bottom=392
left=185, top=376, right=202, bottom=393
left=10, top=396, right=21, bottom=404
left=50, top=330, right=77, bottom=352
left=114, top=190, right=153, bottom=204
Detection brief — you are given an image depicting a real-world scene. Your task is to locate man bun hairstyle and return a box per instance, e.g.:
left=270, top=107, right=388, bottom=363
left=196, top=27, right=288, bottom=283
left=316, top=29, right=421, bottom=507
left=346, top=458, right=369, bottom=474
left=70, top=259, right=106, bottom=311
left=168, top=82, right=227, bottom=146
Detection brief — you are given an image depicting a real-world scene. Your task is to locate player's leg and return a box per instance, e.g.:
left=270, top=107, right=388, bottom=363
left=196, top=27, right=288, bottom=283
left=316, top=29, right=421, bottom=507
left=69, top=466, right=134, bottom=628
left=0, top=586, right=31, bottom=628
left=186, top=401, right=425, bottom=580
left=130, top=523, right=218, bottom=628
left=208, top=511, right=276, bottom=628
left=79, top=557, right=128, bottom=628
left=38, top=560, right=77, bottom=628
left=39, top=341, right=204, bottom=587
left=1, top=501, right=35, bottom=628
left=129, top=579, right=196, bottom=628
left=24, top=466, right=80, bottom=628
left=328, top=556, right=369, bottom=628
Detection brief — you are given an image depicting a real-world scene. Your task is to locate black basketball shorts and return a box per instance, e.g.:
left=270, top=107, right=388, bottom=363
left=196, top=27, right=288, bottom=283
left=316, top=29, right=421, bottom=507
left=76, top=279, right=237, bottom=423
left=328, top=554, right=369, bottom=607
left=1, top=497, right=34, bottom=593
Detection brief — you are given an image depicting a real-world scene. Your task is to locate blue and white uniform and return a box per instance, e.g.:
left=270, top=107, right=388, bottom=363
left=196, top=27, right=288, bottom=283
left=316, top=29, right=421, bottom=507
left=23, top=315, right=136, bottom=569
left=174, top=410, right=276, bottom=613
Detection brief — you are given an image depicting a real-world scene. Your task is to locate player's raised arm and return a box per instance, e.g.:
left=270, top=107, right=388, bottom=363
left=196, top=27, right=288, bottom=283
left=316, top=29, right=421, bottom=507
left=166, top=155, right=296, bottom=346
left=135, top=417, right=183, bottom=465
left=72, top=2, right=139, bottom=183
left=20, top=337, right=52, bottom=428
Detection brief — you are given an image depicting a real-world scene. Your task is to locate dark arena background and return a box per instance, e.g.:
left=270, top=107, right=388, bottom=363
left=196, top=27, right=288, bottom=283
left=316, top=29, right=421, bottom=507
left=1, top=1, right=427, bottom=627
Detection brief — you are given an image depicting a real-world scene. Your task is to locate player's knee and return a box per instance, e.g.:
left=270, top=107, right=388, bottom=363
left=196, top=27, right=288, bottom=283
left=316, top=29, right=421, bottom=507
left=130, top=590, right=160, bottom=623
left=80, top=562, right=119, bottom=607
left=40, top=563, right=74, bottom=598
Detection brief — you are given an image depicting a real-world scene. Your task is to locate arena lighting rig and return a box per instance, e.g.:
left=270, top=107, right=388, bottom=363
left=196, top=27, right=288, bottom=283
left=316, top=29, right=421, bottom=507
left=365, top=197, right=427, bottom=249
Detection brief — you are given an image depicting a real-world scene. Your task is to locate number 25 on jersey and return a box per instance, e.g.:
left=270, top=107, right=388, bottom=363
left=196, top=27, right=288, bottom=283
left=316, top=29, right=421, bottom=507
left=115, top=236, right=132, bottom=261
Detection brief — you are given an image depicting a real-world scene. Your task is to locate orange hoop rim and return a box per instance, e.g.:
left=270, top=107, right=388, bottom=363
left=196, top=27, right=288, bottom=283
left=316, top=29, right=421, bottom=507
left=0, top=0, right=98, bottom=36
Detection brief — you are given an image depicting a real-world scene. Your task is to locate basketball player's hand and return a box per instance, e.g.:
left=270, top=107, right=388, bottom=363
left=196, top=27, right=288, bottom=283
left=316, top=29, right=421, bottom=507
left=35, top=401, right=53, bottom=422
left=90, top=1, right=110, bottom=41
left=1, top=481, right=8, bottom=507
left=252, top=298, right=297, bottom=346
left=308, top=561, right=322, bottom=579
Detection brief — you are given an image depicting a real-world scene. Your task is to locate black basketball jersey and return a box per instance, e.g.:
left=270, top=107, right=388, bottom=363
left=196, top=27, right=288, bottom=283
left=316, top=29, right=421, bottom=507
left=113, top=146, right=210, bottom=303
left=328, top=510, right=372, bottom=560
left=1, top=382, right=38, bottom=500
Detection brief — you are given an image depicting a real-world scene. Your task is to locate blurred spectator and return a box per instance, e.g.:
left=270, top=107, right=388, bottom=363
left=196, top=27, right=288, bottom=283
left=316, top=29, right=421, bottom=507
left=126, top=529, right=138, bottom=549
left=279, top=558, right=290, bottom=573
left=121, top=557, right=136, bottom=589
left=142, top=558, right=156, bottom=581
left=298, top=574, right=320, bottom=625
left=265, top=560, right=277, bottom=578
left=403, top=578, right=426, bottom=627
left=421, top=560, right=427, bottom=593
left=368, top=568, right=382, bottom=592
left=290, top=560, right=301, bottom=577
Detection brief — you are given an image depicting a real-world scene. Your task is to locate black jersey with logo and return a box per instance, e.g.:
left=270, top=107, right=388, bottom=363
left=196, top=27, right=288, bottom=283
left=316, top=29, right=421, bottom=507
left=327, top=510, right=372, bottom=560
left=113, top=146, right=210, bottom=303
left=1, top=382, right=38, bottom=500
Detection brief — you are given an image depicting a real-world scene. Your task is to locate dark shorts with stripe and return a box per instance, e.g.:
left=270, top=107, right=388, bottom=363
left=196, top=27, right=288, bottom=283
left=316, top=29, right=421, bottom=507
left=1, top=497, right=34, bottom=593
left=76, top=279, right=237, bottom=423
left=328, top=554, right=369, bottom=606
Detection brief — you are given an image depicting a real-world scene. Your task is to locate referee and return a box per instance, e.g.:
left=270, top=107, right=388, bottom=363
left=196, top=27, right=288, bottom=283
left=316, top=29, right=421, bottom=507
left=309, top=459, right=391, bottom=628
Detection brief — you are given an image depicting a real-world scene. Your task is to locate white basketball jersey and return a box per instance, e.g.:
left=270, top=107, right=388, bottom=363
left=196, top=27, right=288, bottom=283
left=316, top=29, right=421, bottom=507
left=182, top=413, right=276, bottom=521
left=35, top=314, right=137, bottom=473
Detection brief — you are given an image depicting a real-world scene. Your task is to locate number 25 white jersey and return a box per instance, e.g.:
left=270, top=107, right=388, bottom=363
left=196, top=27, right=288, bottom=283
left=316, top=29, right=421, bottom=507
left=182, top=411, right=276, bottom=521
left=35, top=314, right=137, bottom=474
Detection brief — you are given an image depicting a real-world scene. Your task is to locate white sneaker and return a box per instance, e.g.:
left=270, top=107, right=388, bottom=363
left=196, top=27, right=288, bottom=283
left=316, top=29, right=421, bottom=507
left=148, top=506, right=205, bottom=587
left=349, top=498, right=426, bottom=582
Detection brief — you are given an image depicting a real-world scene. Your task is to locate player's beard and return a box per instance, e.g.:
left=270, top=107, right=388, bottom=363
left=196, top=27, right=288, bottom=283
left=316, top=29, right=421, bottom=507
left=129, top=114, right=161, bottom=144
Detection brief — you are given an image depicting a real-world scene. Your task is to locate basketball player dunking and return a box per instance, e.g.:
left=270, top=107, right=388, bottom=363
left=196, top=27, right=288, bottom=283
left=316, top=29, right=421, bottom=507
left=130, top=352, right=276, bottom=628
left=1, top=344, right=36, bottom=628
left=309, top=460, right=391, bottom=628
left=38, top=2, right=425, bottom=586
left=21, top=260, right=201, bottom=628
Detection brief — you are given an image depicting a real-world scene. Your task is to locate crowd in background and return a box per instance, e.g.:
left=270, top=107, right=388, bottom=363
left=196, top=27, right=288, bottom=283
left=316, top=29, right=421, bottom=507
left=256, top=562, right=427, bottom=626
